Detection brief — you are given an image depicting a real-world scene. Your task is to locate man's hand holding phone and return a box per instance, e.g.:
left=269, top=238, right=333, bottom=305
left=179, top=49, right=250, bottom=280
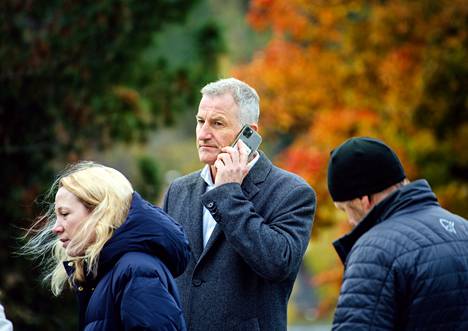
left=214, top=140, right=250, bottom=187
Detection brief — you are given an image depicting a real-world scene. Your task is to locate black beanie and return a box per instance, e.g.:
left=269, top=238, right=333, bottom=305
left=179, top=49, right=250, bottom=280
left=327, top=137, right=406, bottom=202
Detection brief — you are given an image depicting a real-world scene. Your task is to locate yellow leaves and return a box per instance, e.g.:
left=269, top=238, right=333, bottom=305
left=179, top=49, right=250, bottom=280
left=408, top=130, right=437, bottom=155
left=303, top=220, right=351, bottom=319
left=436, top=181, right=468, bottom=217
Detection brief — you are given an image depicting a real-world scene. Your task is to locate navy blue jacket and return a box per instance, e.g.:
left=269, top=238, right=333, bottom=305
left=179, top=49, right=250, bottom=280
left=64, top=192, right=190, bottom=331
left=332, top=180, right=468, bottom=330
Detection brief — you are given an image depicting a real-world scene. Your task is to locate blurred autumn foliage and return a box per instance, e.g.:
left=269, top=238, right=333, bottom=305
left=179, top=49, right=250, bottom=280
left=235, top=0, right=468, bottom=321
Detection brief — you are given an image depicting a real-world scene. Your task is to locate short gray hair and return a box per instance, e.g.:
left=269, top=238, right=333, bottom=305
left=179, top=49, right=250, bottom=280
left=201, top=78, right=260, bottom=125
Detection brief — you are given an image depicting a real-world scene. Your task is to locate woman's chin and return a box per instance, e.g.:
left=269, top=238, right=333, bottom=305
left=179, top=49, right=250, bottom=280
left=66, top=246, right=83, bottom=257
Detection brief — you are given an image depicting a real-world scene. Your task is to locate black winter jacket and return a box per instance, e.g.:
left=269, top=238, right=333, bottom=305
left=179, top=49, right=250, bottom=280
left=332, top=180, right=468, bottom=330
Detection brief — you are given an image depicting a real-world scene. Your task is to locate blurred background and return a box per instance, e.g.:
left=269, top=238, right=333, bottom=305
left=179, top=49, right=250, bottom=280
left=1, top=0, right=467, bottom=329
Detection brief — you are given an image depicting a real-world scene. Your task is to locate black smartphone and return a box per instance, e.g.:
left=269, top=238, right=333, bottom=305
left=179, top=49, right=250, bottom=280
left=231, top=124, right=262, bottom=158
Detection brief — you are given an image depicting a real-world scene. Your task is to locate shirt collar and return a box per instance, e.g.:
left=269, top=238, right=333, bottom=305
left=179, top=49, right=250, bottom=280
left=200, top=152, right=260, bottom=186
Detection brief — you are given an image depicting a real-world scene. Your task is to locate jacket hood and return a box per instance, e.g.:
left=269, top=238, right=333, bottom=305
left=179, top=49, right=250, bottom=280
left=98, top=191, right=190, bottom=278
left=333, top=179, right=439, bottom=264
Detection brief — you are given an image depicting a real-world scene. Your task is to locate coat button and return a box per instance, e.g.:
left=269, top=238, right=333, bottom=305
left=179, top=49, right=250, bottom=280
left=192, top=279, right=202, bottom=287
left=206, top=202, right=214, bottom=209
left=67, top=262, right=73, bottom=267
left=77, top=286, right=84, bottom=291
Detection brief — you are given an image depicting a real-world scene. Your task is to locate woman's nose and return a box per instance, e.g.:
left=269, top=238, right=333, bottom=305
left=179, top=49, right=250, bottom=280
left=52, top=222, right=64, bottom=235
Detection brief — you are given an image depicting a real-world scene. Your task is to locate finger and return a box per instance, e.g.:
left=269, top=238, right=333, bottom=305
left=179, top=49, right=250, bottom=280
left=221, top=145, right=237, bottom=156
left=227, top=144, right=240, bottom=165
left=217, top=152, right=233, bottom=167
left=214, top=159, right=224, bottom=170
left=237, top=140, right=249, bottom=165
left=221, top=145, right=240, bottom=165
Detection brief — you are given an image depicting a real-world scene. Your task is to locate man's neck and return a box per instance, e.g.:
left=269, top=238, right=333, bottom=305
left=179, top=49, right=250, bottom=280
left=209, top=165, right=217, bottom=183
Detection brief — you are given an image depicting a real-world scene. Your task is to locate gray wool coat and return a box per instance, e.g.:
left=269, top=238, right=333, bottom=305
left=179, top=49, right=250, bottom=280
left=163, top=152, right=316, bottom=331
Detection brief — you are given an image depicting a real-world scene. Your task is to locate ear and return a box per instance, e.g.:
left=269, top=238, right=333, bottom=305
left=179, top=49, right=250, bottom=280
left=359, top=195, right=373, bottom=212
left=250, top=123, right=259, bottom=132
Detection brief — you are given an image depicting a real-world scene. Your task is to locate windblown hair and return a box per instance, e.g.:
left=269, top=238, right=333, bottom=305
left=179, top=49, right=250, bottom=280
left=201, top=77, right=260, bottom=125
left=21, top=161, right=133, bottom=296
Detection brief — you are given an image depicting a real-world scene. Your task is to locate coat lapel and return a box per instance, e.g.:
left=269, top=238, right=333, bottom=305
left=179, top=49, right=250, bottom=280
left=186, top=176, right=207, bottom=262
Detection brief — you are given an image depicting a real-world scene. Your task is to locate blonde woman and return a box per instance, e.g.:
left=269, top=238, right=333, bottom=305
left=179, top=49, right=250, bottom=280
left=22, top=161, right=189, bottom=330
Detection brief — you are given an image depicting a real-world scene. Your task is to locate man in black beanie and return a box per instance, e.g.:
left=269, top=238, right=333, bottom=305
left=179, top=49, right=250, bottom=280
left=328, top=137, right=468, bottom=330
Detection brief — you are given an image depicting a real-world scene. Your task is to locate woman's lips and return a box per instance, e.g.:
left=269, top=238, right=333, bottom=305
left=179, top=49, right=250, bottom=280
left=60, top=239, right=70, bottom=247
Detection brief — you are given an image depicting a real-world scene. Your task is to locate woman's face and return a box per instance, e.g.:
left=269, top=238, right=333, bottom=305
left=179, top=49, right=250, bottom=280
left=52, top=187, right=91, bottom=256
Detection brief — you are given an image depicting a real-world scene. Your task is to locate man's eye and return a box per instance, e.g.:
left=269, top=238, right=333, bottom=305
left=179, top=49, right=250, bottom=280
left=61, top=213, right=69, bottom=217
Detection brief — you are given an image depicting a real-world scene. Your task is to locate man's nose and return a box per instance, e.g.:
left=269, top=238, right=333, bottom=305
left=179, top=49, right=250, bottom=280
left=197, top=123, right=212, bottom=140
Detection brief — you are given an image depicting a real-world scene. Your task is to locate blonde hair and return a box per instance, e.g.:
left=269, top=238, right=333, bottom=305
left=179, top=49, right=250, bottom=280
left=21, top=161, right=133, bottom=295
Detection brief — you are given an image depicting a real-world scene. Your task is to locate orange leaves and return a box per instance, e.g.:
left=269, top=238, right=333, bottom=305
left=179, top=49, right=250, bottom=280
left=309, top=108, right=380, bottom=147
left=277, top=145, right=327, bottom=186
left=247, top=0, right=273, bottom=30
left=379, top=45, right=423, bottom=117
left=234, top=39, right=343, bottom=136
left=380, top=46, right=420, bottom=87
left=248, top=0, right=352, bottom=45
left=247, top=0, right=310, bottom=39
left=275, top=107, right=380, bottom=201
left=312, top=268, right=342, bottom=288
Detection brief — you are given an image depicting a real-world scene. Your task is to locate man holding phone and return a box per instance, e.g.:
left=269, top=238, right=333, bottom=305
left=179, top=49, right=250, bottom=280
left=163, top=78, right=316, bottom=331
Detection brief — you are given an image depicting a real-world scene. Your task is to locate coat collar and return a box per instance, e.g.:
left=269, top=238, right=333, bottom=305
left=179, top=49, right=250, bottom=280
left=333, top=179, right=439, bottom=265
left=184, top=175, right=207, bottom=261
left=241, top=151, right=271, bottom=199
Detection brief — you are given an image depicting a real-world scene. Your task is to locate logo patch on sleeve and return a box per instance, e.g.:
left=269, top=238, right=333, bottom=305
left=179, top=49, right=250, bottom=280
left=439, top=218, right=456, bottom=234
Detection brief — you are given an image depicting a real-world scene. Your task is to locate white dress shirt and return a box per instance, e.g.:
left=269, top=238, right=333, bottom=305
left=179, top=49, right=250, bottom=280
left=200, top=153, right=260, bottom=247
